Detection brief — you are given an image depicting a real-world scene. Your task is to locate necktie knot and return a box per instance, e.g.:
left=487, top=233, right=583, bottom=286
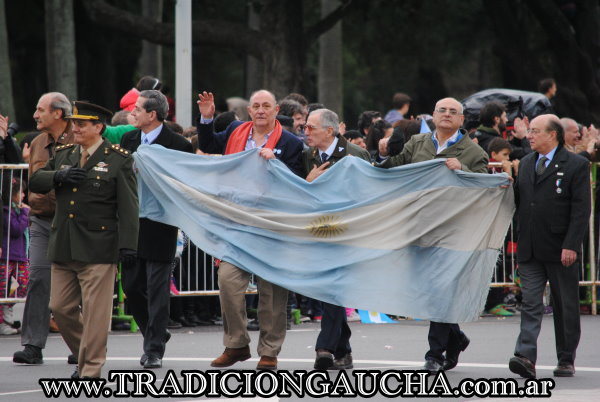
left=321, top=152, right=329, bottom=162
left=536, top=156, right=548, bottom=175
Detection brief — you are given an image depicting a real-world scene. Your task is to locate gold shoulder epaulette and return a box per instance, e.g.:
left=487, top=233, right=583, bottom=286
left=110, top=144, right=131, bottom=156
left=55, top=143, right=75, bottom=151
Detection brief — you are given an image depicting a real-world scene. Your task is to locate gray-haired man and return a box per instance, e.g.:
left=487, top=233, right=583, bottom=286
left=120, top=90, right=193, bottom=369
left=13, top=92, right=74, bottom=365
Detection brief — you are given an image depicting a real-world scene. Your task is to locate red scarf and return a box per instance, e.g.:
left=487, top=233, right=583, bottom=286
left=224, top=120, right=282, bottom=155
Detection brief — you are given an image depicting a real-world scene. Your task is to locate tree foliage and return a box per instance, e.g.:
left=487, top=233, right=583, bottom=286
left=4, top=0, right=600, bottom=130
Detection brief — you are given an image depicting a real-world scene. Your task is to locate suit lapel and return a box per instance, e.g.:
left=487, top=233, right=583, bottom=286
left=536, top=147, right=566, bottom=184
left=524, top=154, right=536, bottom=187
left=330, top=135, right=348, bottom=160
left=152, top=125, right=172, bottom=148
left=67, top=145, right=82, bottom=167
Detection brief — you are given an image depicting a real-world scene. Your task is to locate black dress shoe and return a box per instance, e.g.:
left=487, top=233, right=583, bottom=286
left=13, top=345, right=43, bottom=364
left=509, top=356, right=536, bottom=379
left=68, top=354, right=78, bottom=365
left=144, top=356, right=162, bottom=369
left=167, top=318, right=183, bottom=329
left=177, top=316, right=197, bottom=327
left=553, top=363, right=575, bottom=377
left=314, top=349, right=334, bottom=370
left=424, top=359, right=443, bottom=373
left=443, top=335, right=470, bottom=371
left=140, top=354, right=148, bottom=366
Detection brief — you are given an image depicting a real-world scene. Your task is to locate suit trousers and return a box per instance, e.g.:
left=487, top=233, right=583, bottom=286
left=315, top=302, right=352, bottom=359
left=425, top=322, right=466, bottom=363
left=218, top=261, right=287, bottom=357
left=50, top=261, right=116, bottom=378
left=122, top=258, right=171, bottom=359
left=20, top=216, right=52, bottom=349
left=514, top=258, right=580, bottom=365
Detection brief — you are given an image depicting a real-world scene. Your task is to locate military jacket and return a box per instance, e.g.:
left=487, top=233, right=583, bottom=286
left=29, top=139, right=139, bottom=263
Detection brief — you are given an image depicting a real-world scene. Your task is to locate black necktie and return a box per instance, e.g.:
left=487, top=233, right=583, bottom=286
left=536, top=156, right=548, bottom=175
left=321, top=153, right=329, bottom=163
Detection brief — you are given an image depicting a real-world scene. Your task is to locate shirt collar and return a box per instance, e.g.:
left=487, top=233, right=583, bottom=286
left=320, top=136, right=339, bottom=158
left=432, top=130, right=462, bottom=152
left=245, top=127, right=274, bottom=150
left=141, top=123, right=163, bottom=145
left=82, top=137, right=104, bottom=157
left=537, top=146, right=558, bottom=164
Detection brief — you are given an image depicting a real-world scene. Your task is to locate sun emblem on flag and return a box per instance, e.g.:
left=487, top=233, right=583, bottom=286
left=307, top=215, right=347, bottom=238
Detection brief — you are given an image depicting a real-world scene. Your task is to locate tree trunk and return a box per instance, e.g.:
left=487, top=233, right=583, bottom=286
left=245, top=3, right=262, bottom=97
left=318, top=0, right=343, bottom=116
left=139, top=0, right=163, bottom=78
left=80, top=0, right=353, bottom=98
left=258, top=0, right=305, bottom=98
left=45, top=0, right=77, bottom=99
left=524, top=0, right=600, bottom=123
left=0, top=0, right=15, bottom=119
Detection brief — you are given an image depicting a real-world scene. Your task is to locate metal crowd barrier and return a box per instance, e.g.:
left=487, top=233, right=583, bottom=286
left=0, top=164, right=30, bottom=305
left=1, top=162, right=599, bottom=317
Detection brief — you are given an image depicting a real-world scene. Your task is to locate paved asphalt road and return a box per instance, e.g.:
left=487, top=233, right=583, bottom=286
left=1, top=313, right=599, bottom=401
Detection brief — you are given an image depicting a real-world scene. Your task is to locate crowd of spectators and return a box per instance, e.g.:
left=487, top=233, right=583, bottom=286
left=0, top=75, right=597, bottom=377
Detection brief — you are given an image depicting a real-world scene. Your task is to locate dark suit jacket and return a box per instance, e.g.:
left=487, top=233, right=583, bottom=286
left=516, top=146, right=590, bottom=263
left=121, top=124, right=194, bottom=262
left=196, top=118, right=304, bottom=177
left=302, top=135, right=371, bottom=176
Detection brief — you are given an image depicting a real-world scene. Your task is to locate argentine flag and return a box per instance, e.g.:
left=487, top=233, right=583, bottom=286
left=133, top=146, right=514, bottom=323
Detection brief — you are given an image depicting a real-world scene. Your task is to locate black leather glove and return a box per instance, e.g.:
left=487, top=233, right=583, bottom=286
left=54, top=168, right=87, bottom=185
left=119, top=248, right=137, bottom=266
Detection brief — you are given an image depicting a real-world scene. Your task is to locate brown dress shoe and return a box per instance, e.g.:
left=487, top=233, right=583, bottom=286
left=210, top=346, right=251, bottom=368
left=256, top=355, right=278, bottom=370
left=553, top=363, right=575, bottom=377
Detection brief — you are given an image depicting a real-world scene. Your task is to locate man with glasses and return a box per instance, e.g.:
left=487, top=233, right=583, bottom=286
left=377, top=97, right=488, bottom=373
left=196, top=89, right=303, bottom=370
left=509, top=114, right=590, bottom=379
left=303, top=108, right=370, bottom=370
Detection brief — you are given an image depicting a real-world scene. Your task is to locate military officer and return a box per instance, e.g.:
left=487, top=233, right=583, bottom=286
left=29, top=101, right=139, bottom=378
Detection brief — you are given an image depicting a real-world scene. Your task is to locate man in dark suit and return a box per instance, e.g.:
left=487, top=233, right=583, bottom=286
left=29, top=101, right=139, bottom=378
left=302, top=108, right=370, bottom=370
left=509, top=114, right=590, bottom=379
left=196, top=89, right=303, bottom=370
left=120, top=90, right=193, bottom=369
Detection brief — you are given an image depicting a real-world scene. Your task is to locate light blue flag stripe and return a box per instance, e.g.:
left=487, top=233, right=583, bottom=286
left=133, top=145, right=514, bottom=323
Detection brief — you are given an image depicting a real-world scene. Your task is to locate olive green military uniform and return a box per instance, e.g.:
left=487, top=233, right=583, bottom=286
left=29, top=138, right=139, bottom=377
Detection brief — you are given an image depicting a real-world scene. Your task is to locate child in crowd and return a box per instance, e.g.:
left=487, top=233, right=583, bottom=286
left=488, top=137, right=519, bottom=177
left=485, top=138, right=520, bottom=316
left=0, top=177, right=30, bottom=335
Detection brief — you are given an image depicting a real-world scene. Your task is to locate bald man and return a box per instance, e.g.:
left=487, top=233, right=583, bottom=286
left=196, top=89, right=303, bottom=370
left=509, top=114, right=590, bottom=379
left=378, top=97, right=488, bottom=373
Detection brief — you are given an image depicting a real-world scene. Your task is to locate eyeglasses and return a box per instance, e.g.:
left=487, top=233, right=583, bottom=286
left=304, top=124, right=322, bottom=131
left=526, top=128, right=547, bottom=135
left=434, top=108, right=461, bottom=116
